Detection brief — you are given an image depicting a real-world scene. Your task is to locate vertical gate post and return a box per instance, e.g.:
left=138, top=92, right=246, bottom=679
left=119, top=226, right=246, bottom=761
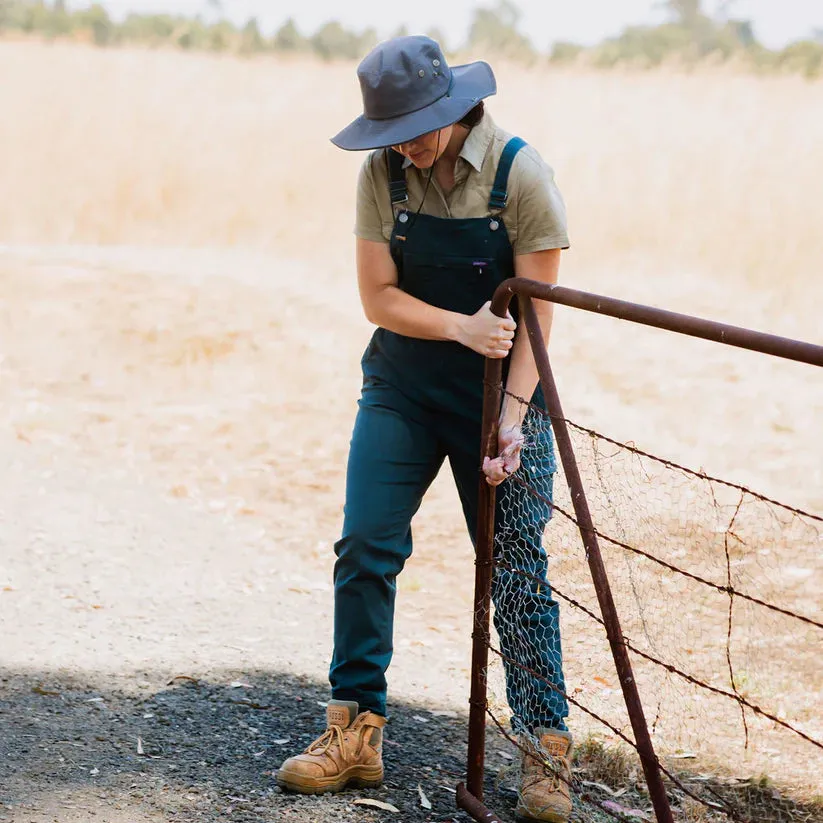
left=464, top=355, right=505, bottom=801
left=520, top=295, right=674, bottom=823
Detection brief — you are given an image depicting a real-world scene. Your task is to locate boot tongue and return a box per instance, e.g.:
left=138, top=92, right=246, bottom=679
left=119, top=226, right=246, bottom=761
left=538, top=729, right=572, bottom=758
left=326, top=700, right=359, bottom=728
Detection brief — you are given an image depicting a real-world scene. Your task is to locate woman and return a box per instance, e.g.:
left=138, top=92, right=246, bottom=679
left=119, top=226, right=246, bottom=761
left=277, top=35, right=572, bottom=823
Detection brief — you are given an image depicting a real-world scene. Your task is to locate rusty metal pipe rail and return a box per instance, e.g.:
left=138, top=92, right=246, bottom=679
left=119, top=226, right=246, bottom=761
left=456, top=784, right=506, bottom=822
left=493, top=280, right=823, bottom=367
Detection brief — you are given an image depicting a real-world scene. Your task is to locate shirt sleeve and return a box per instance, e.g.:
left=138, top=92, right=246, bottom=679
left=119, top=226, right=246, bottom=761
left=511, top=149, right=570, bottom=255
left=354, top=152, right=390, bottom=244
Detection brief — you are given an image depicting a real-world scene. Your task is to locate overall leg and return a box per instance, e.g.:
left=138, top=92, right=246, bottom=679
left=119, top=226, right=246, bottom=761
left=493, top=468, right=568, bottom=733
left=330, top=382, right=444, bottom=717
left=443, top=409, right=568, bottom=733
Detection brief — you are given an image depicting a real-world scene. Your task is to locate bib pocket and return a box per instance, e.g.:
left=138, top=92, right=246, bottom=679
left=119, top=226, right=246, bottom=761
left=400, top=253, right=502, bottom=316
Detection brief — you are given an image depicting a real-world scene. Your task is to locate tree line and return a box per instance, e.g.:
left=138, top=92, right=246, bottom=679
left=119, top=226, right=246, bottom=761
left=1, top=0, right=821, bottom=78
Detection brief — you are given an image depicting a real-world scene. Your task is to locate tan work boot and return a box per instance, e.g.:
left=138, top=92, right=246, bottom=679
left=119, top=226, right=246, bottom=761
left=275, top=700, right=386, bottom=794
left=515, top=728, right=573, bottom=822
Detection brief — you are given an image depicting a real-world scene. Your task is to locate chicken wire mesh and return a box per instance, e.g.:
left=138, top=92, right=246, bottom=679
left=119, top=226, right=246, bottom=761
left=480, top=389, right=823, bottom=823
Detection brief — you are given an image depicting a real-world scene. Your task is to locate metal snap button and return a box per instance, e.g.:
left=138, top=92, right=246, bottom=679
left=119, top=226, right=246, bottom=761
left=433, top=59, right=441, bottom=67
left=399, top=212, right=409, bottom=223
left=489, top=219, right=499, bottom=231
left=418, top=69, right=425, bottom=78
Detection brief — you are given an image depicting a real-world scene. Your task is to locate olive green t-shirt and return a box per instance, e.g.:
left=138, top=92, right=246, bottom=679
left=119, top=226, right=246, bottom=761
left=354, top=111, right=570, bottom=255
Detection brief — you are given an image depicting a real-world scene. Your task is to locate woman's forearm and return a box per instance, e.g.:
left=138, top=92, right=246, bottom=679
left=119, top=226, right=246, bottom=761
left=364, top=283, right=464, bottom=341
left=500, top=249, right=562, bottom=427
left=500, top=302, right=554, bottom=428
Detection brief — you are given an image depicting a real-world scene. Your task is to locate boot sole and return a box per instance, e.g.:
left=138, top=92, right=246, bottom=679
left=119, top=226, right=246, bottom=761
left=515, top=801, right=570, bottom=823
left=276, top=764, right=384, bottom=795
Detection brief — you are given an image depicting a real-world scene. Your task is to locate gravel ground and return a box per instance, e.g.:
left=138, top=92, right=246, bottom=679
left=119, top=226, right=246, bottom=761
left=0, top=669, right=477, bottom=823
left=1, top=666, right=650, bottom=823
left=5, top=669, right=819, bottom=823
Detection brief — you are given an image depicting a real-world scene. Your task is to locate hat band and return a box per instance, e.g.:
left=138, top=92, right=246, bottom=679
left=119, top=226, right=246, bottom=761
left=366, top=73, right=454, bottom=122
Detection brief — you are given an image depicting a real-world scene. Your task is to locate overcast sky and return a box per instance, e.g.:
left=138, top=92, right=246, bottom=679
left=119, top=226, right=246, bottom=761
left=69, top=0, right=823, bottom=49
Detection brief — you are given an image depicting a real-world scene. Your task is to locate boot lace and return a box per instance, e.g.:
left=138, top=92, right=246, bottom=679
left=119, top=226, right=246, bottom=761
left=523, top=752, right=568, bottom=794
left=305, top=724, right=346, bottom=757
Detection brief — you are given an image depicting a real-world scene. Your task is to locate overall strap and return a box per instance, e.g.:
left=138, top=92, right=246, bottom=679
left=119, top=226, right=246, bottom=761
left=488, top=136, right=527, bottom=211
left=386, top=148, right=408, bottom=206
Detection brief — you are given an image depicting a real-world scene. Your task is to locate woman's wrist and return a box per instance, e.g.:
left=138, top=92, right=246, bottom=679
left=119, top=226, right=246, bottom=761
left=499, top=400, right=525, bottom=431
left=445, top=311, right=467, bottom=345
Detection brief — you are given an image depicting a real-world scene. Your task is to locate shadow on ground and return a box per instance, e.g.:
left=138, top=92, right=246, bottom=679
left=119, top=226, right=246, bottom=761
left=0, top=668, right=489, bottom=823
left=2, top=669, right=820, bottom=823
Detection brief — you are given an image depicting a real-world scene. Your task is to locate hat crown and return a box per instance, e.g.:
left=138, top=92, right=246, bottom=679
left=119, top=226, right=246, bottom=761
left=357, top=35, right=452, bottom=122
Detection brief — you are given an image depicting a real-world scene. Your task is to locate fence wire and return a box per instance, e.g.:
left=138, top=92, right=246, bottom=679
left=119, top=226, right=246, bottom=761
left=482, top=389, right=823, bottom=823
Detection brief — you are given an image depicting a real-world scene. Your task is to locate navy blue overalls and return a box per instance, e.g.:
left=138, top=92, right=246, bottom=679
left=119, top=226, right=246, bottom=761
left=330, top=138, right=568, bottom=733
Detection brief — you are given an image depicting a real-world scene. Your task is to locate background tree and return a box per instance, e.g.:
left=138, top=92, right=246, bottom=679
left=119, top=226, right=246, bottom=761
left=550, top=41, right=584, bottom=64
left=425, top=27, right=449, bottom=54
left=207, top=18, right=236, bottom=52
left=176, top=18, right=209, bottom=50
left=467, top=0, right=536, bottom=62
left=358, top=26, right=378, bottom=55
left=777, top=39, right=823, bottom=78
left=662, top=0, right=703, bottom=30
left=239, top=17, right=265, bottom=55
left=119, top=13, right=177, bottom=46
left=41, top=0, right=71, bottom=37
left=310, top=21, right=363, bottom=61
left=272, top=18, right=305, bottom=52
left=0, top=0, right=819, bottom=79
left=72, top=2, right=114, bottom=46
left=729, top=20, right=755, bottom=48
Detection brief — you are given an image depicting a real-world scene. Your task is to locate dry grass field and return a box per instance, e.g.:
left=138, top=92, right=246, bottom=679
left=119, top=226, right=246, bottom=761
left=2, top=40, right=820, bottom=497
left=2, top=42, right=823, bottom=306
left=0, top=40, right=821, bottom=820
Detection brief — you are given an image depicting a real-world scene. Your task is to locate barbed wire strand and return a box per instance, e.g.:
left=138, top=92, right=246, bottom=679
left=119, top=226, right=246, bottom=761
left=511, top=475, right=823, bottom=632
left=493, top=559, right=823, bottom=752
left=487, top=383, right=823, bottom=526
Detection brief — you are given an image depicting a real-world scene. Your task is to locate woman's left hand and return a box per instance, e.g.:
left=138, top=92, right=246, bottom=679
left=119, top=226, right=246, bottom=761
left=482, top=425, right=524, bottom=486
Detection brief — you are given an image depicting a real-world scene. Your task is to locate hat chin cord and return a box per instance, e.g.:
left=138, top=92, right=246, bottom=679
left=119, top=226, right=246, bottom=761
left=408, top=128, right=441, bottom=234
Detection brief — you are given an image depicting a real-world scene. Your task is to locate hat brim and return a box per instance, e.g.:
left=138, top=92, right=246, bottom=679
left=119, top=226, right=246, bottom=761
left=330, top=60, right=496, bottom=151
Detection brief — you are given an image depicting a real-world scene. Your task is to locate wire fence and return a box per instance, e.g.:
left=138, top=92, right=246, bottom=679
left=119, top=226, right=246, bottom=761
left=457, top=282, right=823, bottom=823
left=480, top=388, right=822, bottom=823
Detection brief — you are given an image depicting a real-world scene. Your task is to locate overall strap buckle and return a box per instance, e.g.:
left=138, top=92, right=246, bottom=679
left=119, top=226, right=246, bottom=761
left=488, top=136, right=527, bottom=212
left=386, top=148, right=409, bottom=205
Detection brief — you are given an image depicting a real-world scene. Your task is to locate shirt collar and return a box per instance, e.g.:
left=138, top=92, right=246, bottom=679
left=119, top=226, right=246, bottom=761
left=401, top=110, right=495, bottom=173
left=460, top=110, right=495, bottom=172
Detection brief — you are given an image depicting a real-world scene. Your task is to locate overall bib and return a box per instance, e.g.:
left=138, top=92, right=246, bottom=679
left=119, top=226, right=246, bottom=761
left=330, top=138, right=568, bottom=732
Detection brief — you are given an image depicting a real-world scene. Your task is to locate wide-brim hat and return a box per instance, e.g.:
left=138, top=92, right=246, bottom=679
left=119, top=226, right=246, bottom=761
left=331, top=35, right=496, bottom=151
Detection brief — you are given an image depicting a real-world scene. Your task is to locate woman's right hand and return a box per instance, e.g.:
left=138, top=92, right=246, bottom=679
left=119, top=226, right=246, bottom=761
left=455, top=301, right=516, bottom=358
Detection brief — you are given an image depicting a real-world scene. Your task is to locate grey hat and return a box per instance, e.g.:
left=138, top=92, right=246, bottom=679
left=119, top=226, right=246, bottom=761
left=331, top=35, right=496, bottom=151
